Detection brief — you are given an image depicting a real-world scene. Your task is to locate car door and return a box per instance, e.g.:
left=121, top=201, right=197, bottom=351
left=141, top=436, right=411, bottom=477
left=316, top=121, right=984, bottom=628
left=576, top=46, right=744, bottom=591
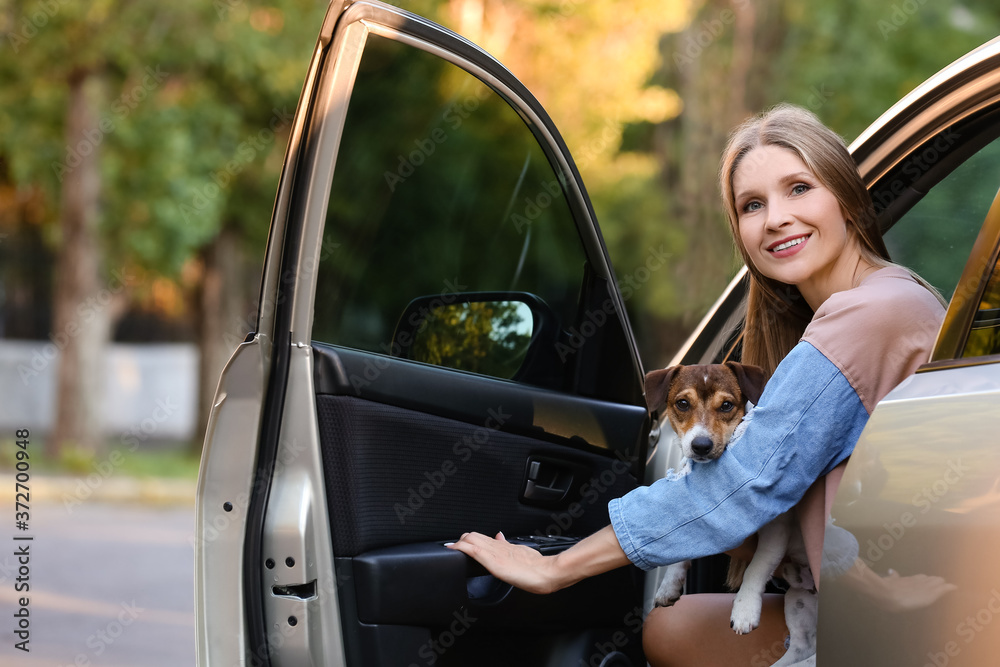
left=196, top=2, right=650, bottom=667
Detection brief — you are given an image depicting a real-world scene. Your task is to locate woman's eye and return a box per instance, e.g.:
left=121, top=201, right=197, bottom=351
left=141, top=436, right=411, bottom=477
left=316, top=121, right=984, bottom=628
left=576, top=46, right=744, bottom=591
left=720, top=401, right=734, bottom=412
left=742, top=200, right=762, bottom=213
left=791, top=183, right=810, bottom=195
left=676, top=399, right=690, bottom=411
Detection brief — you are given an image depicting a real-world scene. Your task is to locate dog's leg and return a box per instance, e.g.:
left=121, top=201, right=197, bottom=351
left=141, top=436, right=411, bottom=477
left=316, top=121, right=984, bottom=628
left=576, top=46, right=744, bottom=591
left=653, top=560, right=690, bottom=607
left=768, top=586, right=817, bottom=667
left=731, top=515, right=791, bottom=634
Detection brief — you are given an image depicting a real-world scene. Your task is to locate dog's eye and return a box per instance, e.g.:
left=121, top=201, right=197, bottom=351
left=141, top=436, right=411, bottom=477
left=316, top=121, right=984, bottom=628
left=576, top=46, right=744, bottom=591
left=675, top=399, right=690, bottom=411
left=720, top=401, right=735, bottom=412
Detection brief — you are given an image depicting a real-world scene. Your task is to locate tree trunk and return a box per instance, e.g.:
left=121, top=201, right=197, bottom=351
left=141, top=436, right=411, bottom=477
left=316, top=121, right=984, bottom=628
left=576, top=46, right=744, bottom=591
left=661, top=0, right=785, bottom=321
left=49, top=69, right=116, bottom=457
left=192, top=226, right=251, bottom=454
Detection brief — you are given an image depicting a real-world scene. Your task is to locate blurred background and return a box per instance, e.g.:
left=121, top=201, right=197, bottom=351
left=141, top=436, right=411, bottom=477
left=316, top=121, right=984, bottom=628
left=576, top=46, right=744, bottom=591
left=1, top=0, right=999, bottom=462
left=0, top=1, right=999, bottom=664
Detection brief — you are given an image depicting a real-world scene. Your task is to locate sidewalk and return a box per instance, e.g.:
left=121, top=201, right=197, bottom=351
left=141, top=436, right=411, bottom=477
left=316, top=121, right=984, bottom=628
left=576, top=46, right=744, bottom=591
left=0, top=472, right=196, bottom=506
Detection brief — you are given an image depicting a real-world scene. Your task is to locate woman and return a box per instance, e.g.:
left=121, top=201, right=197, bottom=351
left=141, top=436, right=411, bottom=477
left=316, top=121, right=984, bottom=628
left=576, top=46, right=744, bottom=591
left=448, top=104, right=952, bottom=665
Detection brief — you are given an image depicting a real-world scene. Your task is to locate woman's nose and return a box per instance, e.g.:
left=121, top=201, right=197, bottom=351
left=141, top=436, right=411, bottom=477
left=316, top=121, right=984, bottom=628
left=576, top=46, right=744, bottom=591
left=764, top=200, right=793, bottom=230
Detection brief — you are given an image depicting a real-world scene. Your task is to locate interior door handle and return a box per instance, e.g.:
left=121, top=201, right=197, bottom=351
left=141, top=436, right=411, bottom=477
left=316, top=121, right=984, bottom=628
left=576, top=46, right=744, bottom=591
left=522, top=457, right=574, bottom=503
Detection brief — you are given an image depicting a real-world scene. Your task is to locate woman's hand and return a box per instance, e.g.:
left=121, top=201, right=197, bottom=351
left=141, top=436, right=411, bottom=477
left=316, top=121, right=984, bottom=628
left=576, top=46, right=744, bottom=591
left=845, top=559, right=956, bottom=612
left=447, top=525, right=631, bottom=595
left=446, top=532, right=563, bottom=594
left=869, top=568, right=957, bottom=612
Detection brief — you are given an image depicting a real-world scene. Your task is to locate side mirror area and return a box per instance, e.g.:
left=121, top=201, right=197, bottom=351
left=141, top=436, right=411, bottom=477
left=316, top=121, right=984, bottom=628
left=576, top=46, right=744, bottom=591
left=390, top=291, right=562, bottom=385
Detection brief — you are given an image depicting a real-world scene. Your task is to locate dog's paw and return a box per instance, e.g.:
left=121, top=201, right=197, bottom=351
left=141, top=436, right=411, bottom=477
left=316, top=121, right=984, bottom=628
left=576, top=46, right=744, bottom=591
left=730, top=593, right=762, bottom=635
left=653, top=579, right=683, bottom=608
left=653, top=561, right=690, bottom=608
left=781, top=563, right=816, bottom=592
left=653, top=592, right=681, bottom=608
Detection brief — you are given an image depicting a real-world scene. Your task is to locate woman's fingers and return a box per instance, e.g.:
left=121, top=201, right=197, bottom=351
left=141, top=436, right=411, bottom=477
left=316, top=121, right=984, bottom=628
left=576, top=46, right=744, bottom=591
left=446, top=532, right=555, bottom=594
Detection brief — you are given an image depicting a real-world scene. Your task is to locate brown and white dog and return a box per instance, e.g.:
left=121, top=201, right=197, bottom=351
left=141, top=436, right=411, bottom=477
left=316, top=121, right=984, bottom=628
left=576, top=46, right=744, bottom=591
left=645, top=362, right=817, bottom=667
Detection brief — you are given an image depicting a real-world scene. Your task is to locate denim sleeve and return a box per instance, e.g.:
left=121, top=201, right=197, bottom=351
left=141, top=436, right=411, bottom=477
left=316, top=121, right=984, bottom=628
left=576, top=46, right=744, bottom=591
left=609, top=341, right=867, bottom=571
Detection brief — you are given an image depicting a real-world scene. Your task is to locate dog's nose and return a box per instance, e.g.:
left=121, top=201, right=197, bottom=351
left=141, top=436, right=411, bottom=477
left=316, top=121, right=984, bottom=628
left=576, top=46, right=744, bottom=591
left=691, top=436, right=713, bottom=457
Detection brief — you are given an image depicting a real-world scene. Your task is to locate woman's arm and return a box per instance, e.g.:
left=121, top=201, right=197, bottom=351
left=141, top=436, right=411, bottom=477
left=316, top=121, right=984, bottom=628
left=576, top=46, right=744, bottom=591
left=612, top=341, right=867, bottom=571
left=446, top=525, right=630, bottom=594
left=453, top=341, right=867, bottom=588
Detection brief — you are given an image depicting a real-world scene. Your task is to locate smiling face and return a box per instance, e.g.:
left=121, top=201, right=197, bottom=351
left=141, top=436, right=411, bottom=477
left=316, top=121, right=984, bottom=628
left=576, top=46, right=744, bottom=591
left=733, top=145, right=868, bottom=310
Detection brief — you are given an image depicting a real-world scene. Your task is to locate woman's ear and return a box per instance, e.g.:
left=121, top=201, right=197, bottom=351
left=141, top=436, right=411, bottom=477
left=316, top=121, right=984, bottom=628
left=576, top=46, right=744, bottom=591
left=644, top=366, right=680, bottom=414
left=724, top=361, right=767, bottom=405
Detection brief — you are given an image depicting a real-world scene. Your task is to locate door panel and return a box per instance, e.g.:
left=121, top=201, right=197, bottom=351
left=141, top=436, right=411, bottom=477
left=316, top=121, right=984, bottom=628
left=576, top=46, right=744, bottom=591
left=315, top=392, right=637, bottom=556
left=256, top=2, right=651, bottom=666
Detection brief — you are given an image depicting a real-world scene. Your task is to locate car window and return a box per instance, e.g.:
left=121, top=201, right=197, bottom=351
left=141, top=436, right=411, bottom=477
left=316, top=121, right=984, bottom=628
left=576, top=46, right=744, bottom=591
left=883, top=135, right=1000, bottom=302
left=311, top=34, right=587, bottom=386
left=963, top=251, right=1000, bottom=358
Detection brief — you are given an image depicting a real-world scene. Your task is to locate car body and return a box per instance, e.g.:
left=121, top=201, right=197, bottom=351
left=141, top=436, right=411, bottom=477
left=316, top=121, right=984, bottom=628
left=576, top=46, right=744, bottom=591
left=193, top=2, right=1000, bottom=665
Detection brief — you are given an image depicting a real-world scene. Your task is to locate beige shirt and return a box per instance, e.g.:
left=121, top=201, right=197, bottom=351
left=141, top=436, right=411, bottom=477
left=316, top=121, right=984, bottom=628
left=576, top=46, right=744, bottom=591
left=802, top=265, right=946, bottom=415
left=799, top=265, right=945, bottom=584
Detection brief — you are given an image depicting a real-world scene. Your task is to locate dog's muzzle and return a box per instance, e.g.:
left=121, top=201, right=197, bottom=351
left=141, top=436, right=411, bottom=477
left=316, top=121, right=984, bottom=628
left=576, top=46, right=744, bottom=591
left=690, top=435, right=713, bottom=458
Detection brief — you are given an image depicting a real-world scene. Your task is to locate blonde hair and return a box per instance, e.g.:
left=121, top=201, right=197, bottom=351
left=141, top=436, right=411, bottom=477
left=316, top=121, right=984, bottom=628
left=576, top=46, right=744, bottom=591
left=719, top=104, right=894, bottom=376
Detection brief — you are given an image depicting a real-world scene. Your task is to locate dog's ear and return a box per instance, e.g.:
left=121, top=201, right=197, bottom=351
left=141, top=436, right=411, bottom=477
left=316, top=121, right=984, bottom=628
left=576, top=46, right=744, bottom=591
left=644, top=366, right=680, bottom=414
left=724, top=361, right=767, bottom=405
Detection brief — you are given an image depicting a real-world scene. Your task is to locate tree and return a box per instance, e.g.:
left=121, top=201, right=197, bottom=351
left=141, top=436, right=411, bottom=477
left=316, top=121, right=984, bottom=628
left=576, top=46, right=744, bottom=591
left=0, top=0, right=326, bottom=455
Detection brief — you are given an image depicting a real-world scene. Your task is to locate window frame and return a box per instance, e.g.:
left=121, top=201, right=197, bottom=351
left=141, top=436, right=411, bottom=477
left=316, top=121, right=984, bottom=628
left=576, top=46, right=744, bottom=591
left=294, top=1, right=646, bottom=401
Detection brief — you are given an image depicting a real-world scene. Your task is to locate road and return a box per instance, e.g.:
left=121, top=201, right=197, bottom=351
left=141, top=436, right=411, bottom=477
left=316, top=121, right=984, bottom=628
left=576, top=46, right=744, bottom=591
left=0, top=500, right=195, bottom=666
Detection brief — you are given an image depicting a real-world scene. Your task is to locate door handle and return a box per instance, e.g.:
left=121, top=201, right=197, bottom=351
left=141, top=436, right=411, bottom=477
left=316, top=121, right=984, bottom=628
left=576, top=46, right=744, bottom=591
left=522, top=457, right=574, bottom=503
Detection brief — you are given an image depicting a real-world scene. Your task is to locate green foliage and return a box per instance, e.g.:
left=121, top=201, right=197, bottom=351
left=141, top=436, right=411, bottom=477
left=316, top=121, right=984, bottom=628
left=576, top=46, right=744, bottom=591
left=0, top=0, right=328, bottom=280
left=772, top=0, right=1000, bottom=141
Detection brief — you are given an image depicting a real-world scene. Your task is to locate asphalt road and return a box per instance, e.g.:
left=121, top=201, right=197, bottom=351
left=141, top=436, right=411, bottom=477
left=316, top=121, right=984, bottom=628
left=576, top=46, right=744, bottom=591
left=0, top=500, right=195, bottom=666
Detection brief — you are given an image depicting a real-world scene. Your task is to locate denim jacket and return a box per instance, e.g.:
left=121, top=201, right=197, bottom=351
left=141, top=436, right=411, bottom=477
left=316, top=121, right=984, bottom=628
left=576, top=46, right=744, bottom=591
left=609, top=266, right=945, bottom=571
left=609, top=341, right=864, bottom=570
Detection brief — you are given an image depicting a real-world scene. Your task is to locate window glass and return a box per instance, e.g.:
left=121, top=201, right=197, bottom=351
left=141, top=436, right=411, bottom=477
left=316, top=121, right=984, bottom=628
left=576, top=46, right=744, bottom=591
left=884, top=137, right=1000, bottom=301
left=963, top=253, right=1000, bottom=358
left=312, top=34, right=587, bottom=385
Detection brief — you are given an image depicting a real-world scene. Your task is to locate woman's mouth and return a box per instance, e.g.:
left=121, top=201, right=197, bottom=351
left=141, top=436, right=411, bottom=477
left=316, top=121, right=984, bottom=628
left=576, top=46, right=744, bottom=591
left=767, top=234, right=810, bottom=257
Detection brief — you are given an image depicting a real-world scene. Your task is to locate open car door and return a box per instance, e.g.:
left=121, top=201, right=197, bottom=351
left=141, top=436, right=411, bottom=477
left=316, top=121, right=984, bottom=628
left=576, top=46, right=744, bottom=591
left=196, top=2, right=651, bottom=666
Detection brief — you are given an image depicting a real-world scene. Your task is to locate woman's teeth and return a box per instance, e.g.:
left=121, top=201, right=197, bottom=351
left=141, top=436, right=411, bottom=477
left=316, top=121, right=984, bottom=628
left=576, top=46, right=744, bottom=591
left=772, top=237, right=806, bottom=252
